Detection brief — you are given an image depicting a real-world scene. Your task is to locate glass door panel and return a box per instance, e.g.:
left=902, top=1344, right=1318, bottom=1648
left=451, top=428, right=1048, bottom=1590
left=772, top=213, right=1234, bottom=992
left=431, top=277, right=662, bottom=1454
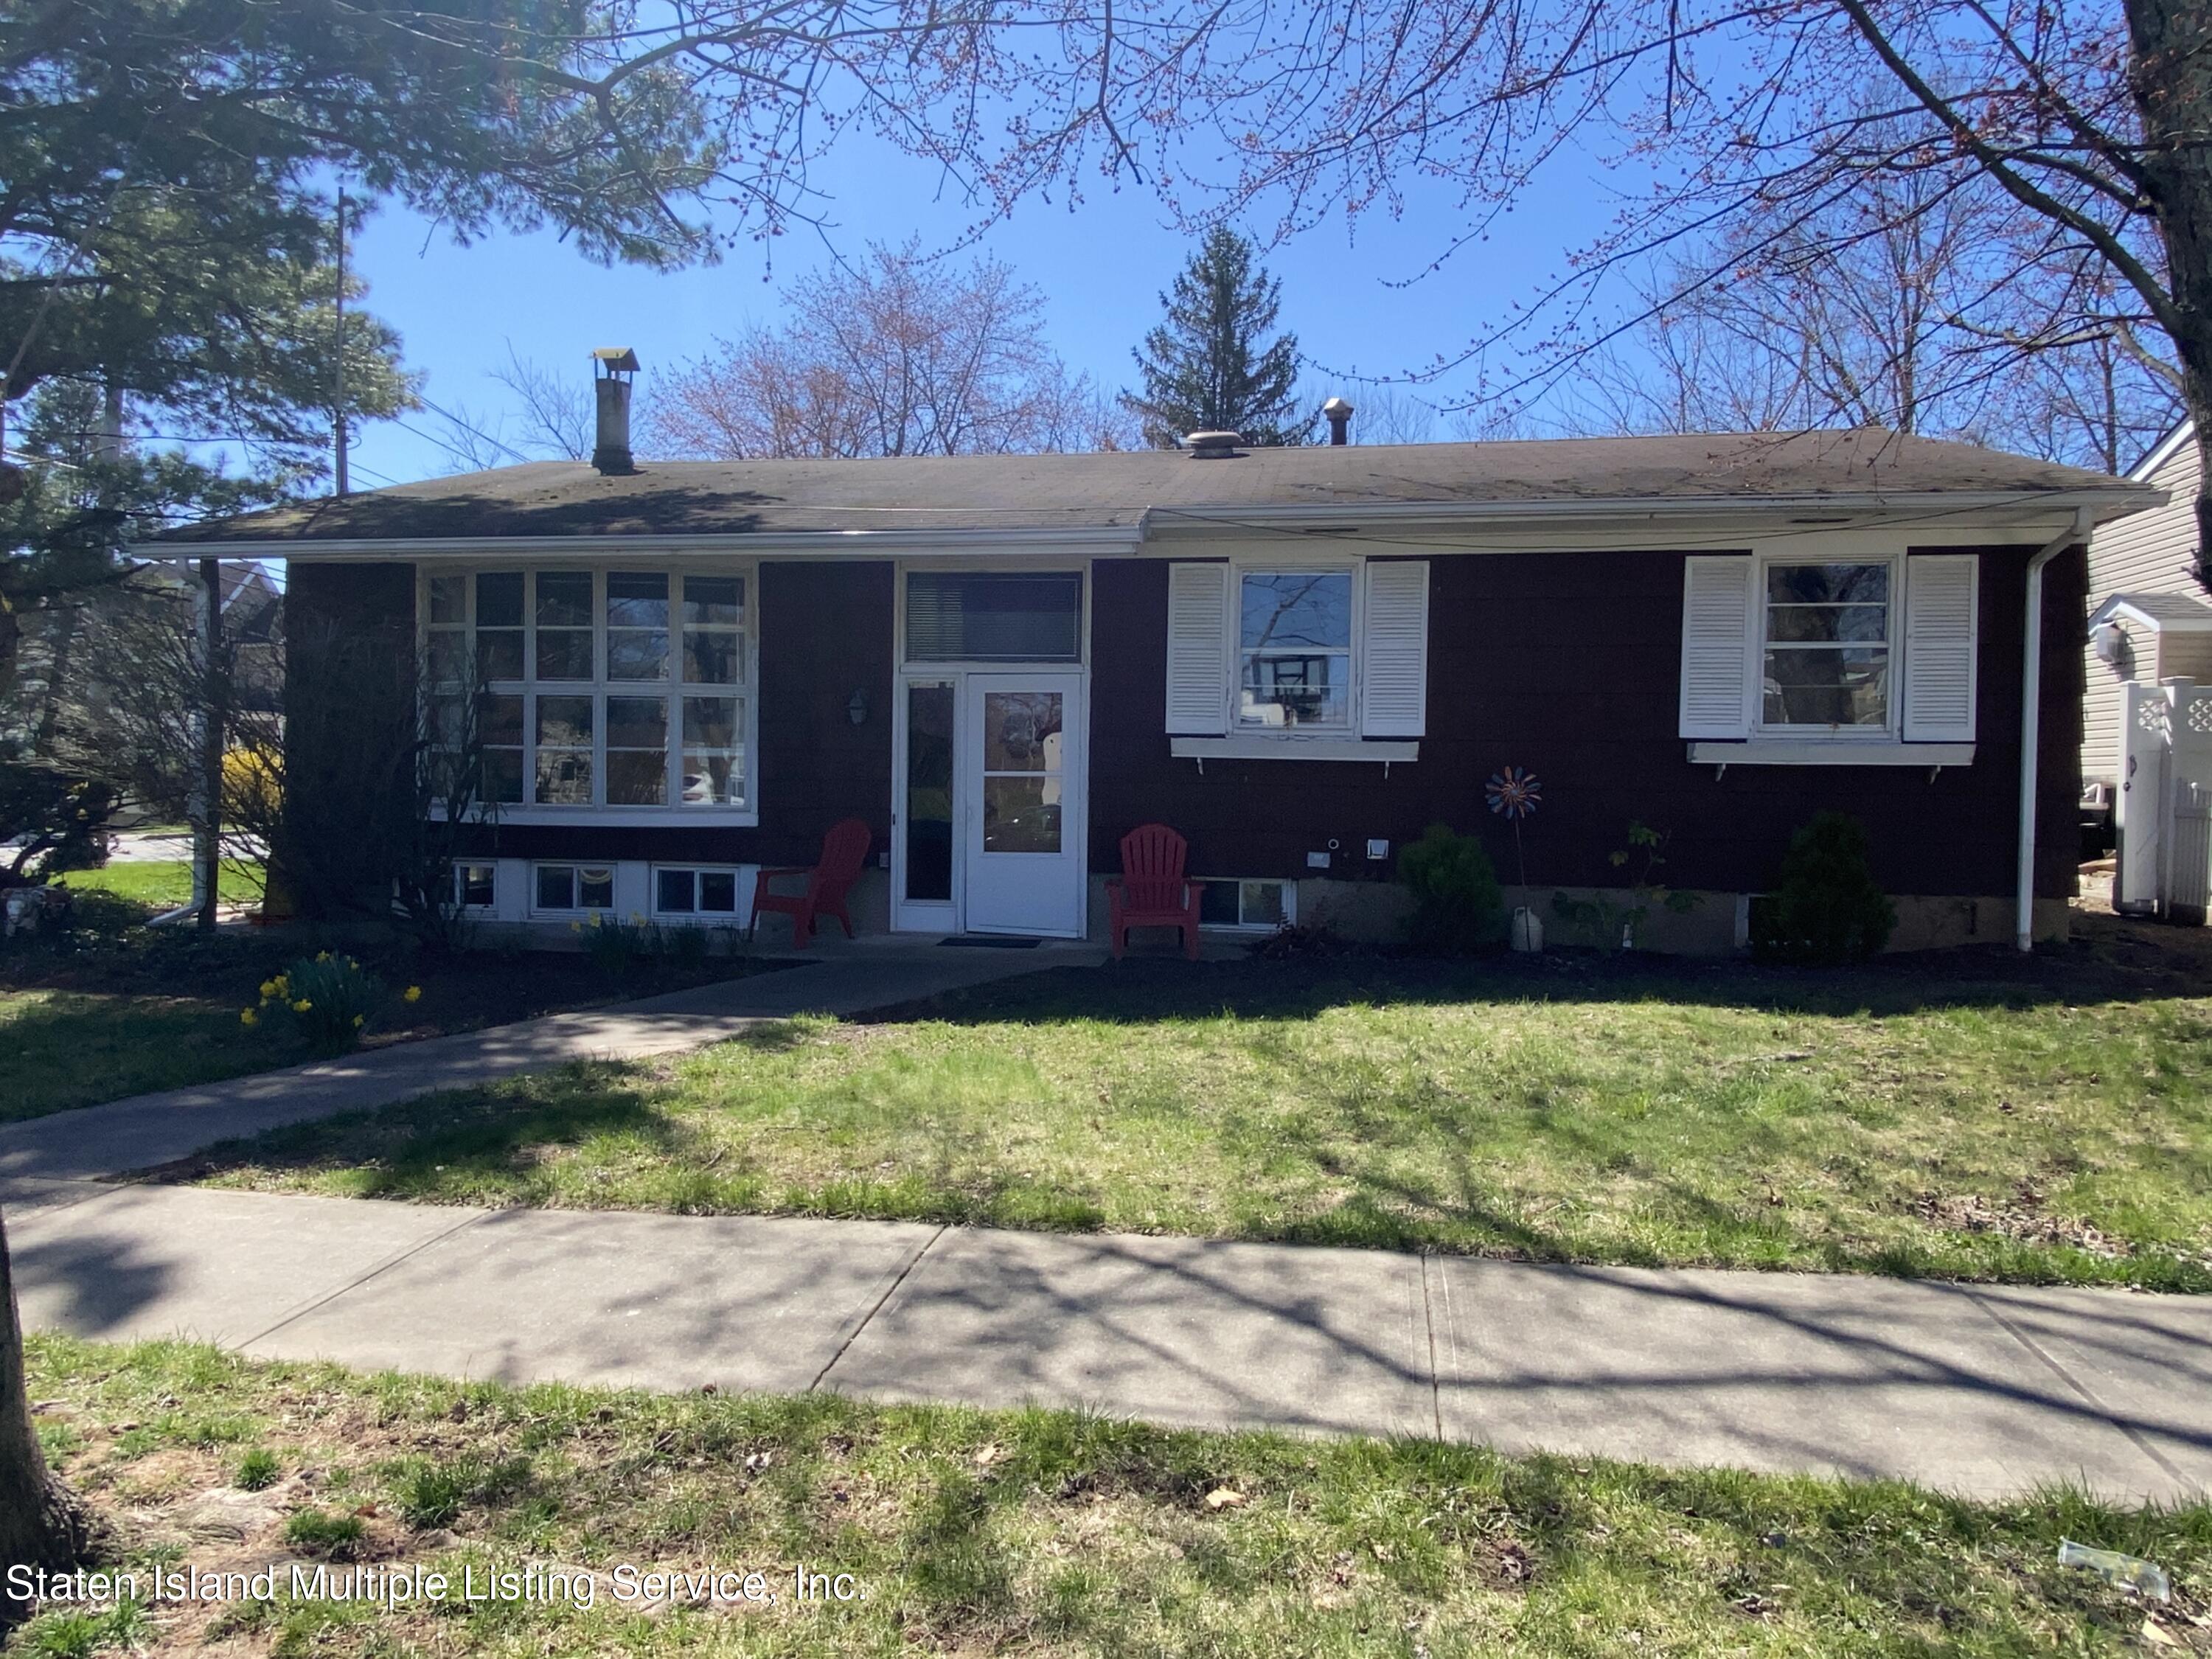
left=904, top=681, right=955, bottom=902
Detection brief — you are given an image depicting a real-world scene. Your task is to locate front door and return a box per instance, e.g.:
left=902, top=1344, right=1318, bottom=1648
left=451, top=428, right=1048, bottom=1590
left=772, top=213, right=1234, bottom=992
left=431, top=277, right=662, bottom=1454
left=961, top=672, right=1086, bottom=937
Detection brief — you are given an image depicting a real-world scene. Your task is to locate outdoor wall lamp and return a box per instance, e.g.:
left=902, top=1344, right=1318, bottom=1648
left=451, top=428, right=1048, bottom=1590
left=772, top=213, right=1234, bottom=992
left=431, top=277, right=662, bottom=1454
left=846, top=688, right=869, bottom=726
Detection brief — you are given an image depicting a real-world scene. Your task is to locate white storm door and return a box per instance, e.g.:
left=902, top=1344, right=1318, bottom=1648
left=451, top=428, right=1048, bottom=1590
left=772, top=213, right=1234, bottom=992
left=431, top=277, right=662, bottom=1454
left=961, top=672, right=1086, bottom=936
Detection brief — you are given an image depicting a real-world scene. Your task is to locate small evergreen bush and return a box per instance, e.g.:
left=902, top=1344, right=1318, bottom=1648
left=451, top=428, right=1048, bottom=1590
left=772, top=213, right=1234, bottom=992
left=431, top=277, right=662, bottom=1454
left=1750, top=810, right=1896, bottom=964
left=1397, top=824, right=1507, bottom=954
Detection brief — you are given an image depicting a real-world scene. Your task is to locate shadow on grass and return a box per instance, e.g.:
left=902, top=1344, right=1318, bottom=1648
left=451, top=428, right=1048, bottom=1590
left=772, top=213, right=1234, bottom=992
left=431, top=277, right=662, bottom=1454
left=860, top=908, right=2212, bottom=1029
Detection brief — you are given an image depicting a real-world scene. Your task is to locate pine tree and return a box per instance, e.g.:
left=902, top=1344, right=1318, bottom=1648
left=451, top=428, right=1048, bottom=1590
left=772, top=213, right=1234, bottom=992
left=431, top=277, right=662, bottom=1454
left=1121, top=229, right=1310, bottom=447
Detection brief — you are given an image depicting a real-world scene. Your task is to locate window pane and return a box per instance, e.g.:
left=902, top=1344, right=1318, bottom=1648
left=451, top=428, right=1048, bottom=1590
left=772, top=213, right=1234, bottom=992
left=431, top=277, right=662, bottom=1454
left=682, top=630, right=741, bottom=684
left=1763, top=646, right=1891, bottom=726
left=608, top=630, right=668, bottom=681
left=605, top=696, right=667, bottom=750
left=683, top=576, right=742, bottom=626
left=1241, top=571, right=1351, bottom=650
left=681, top=753, right=742, bottom=805
left=905, top=572, right=1082, bottom=661
left=482, top=750, right=525, bottom=804
left=984, top=692, right=1062, bottom=772
left=1241, top=880, right=1286, bottom=928
left=536, top=695, right=594, bottom=748
left=1766, top=563, right=1890, bottom=643
left=476, top=630, right=524, bottom=682
left=1239, top=653, right=1350, bottom=727
left=480, top=693, right=524, bottom=745
left=428, top=695, right=467, bottom=749
left=904, top=683, right=954, bottom=902
left=579, top=867, right=614, bottom=908
left=536, top=866, right=574, bottom=910
left=657, top=869, right=695, bottom=913
left=459, top=865, right=495, bottom=908
left=476, top=571, right=523, bottom=628
left=536, top=571, right=593, bottom=627
left=1200, top=880, right=1239, bottom=926
left=606, top=572, right=669, bottom=627
left=428, top=575, right=466, bottom=625
left=606, top=751, right=667, bottom=804
left=537, top=629, right=593, bottom=680
left=682, top=695, right=739, bottom=748
left=427, top=630, right=467, bottom=686
left=983, top=776, right=1062, bottom=852
left=700, top=871, right=737, bottom=912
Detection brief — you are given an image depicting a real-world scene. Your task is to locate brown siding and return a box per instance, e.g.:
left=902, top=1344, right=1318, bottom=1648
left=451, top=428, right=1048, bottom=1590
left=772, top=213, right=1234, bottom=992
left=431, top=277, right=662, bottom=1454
left=1090, top=546, right=2084, bottom=901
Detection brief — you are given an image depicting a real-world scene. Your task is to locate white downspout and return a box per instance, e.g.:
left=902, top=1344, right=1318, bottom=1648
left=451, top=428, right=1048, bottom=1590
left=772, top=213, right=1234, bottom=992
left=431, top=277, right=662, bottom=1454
left=2016, top=507, right=2093, bottom=952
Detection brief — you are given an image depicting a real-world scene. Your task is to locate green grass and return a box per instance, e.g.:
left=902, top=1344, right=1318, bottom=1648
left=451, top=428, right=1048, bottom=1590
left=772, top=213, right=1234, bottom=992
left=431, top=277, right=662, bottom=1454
left=55, top=858, right=265, bottom=910
left=181, top=950, right=2212, bottom=1291
left=10, top=1335, right=2208, bottom=1657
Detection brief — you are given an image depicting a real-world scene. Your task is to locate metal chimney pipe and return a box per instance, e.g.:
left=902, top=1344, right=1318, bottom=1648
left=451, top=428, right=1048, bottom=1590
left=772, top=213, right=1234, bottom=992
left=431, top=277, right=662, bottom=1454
left=1323, top=396, right=1353, bottom=445
left=591, top=347, right=641, bottom=475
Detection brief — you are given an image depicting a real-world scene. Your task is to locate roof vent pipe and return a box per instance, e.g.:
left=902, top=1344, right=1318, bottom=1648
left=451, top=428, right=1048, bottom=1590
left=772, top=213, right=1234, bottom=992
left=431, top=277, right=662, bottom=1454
left=591, top=347, right=640, bottom=475
left=1323, top=396, right=1353, bottom=445
left=1185, top=429, right=1243, bottom=459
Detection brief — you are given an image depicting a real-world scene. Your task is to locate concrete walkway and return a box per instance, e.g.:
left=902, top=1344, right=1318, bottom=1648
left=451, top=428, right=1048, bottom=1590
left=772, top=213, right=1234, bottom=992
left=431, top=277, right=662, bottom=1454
left=0, top=942, right=1095, bottom=1183
left=9, top=1178, right=2208, bottom=1503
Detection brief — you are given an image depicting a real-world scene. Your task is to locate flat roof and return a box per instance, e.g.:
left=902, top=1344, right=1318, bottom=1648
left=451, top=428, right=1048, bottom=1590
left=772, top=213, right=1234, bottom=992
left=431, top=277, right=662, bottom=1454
left=160, top=427, right=2150, bottom=546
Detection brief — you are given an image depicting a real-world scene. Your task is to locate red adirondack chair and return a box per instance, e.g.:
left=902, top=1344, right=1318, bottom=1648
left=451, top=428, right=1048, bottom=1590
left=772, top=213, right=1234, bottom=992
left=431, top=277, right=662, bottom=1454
left=1106, top=823, right=1208, bottom=960
left=750, top=817, right=873, bottom=947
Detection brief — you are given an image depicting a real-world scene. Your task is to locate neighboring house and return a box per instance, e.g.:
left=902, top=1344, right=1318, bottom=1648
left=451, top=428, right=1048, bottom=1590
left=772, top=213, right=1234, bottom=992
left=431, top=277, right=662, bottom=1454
left=167, top=417, right=2156, bottom=953
left=2081, top=421, right=2212, bottom=849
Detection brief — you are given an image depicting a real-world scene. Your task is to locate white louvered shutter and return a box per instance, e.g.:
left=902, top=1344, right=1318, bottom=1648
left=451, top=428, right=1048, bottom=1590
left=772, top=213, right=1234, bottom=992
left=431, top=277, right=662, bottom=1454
left=1360, top=560, right=1430, bottom=737
left=1164, top=562, right=1231, bottom=735
left=1902, top=554, right=1979, bottom=740
left=1678, top=555, right=1756, bottom=739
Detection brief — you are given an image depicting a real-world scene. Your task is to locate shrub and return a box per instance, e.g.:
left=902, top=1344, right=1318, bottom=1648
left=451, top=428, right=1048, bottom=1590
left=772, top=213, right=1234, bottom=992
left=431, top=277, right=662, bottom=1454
left=1551, top=820, right=1700, bottom=950
left=577, top=911, right=650, bottom=979
left=234, top=1447, right=281, bottom=1490
left=659, top=922, right=714, bottom=969
left=248, top=952, right=388, bottom=1054
left=1397, top=824, right=1506, bottom=954
left=1750, top=810, right=1896, bottom=964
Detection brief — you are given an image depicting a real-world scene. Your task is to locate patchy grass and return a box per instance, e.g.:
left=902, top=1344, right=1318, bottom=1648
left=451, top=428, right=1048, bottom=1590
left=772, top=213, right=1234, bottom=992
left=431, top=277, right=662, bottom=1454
left=180, top=930, right=2212, bottom=1291
left=0, top=897, right=787, bottom=1124
left=9, top=1336, right=2210, bottom=1657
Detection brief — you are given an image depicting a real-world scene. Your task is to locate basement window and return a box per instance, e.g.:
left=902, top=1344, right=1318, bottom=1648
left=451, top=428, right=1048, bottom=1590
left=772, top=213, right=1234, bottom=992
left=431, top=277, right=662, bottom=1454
left=1199, top=877, right=1294, bottom=931
left=654, top=866, right=740, bottom=917
left=534, top=864, right=613, bottom=913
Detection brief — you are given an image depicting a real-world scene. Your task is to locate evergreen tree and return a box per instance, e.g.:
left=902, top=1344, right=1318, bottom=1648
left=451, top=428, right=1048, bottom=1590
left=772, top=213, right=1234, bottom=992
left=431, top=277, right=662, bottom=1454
left=1121, top=229, right=1310, bottom=447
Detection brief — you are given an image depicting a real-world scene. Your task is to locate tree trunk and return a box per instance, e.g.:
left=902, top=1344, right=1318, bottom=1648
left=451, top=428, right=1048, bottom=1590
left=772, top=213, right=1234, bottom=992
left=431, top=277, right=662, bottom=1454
left=0, top=1205, right=94, bottom=1629
left=2125, top=0, right=2212, bottom=588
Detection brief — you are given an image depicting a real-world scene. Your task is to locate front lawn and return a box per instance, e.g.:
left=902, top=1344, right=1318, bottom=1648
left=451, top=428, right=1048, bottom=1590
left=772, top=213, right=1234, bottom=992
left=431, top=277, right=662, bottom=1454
left=178, top=926, right=2212, bottom=1291
left=1, top=895, right=783, bottom=1123
left=9, top=1336, right=2208, bottom=1657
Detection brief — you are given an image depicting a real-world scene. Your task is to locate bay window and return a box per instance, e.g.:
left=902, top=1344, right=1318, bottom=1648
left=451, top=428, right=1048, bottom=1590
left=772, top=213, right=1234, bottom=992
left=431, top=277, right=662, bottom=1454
left=422, top=567, right=756, bottom=816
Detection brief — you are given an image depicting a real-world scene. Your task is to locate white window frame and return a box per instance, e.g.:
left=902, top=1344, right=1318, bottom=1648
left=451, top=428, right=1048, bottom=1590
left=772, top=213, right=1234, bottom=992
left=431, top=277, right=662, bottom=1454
left=1753, top=549, right=1900, bottom=740
left=419, top=564, right=760, bottom=827
left=529, top=861, right=616, bottom=916
left=650, top=864, right=746, bottom=921
left=451, top=861, right=498, bottom=913
left=1198, top=876, right=1297, bottom=932
left=1233, top=563, right=1361, bottom=733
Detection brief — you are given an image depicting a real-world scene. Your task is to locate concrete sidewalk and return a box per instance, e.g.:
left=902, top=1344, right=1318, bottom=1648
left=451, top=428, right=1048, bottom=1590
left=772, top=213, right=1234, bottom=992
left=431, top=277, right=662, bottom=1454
left=10, top=1178, right=2209, bottom=1503
left=0, top=942, right=1093, bottom=1183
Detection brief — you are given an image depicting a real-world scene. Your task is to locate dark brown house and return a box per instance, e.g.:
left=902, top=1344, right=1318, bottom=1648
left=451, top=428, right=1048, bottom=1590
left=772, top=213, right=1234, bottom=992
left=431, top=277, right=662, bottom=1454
left=172, top=426, right=2160, bottom=953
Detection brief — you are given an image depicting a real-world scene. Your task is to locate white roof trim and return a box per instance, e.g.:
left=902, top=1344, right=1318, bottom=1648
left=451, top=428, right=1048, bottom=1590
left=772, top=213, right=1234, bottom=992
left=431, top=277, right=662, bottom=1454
left=181, top=525, right=1148, bottom=562
left=2130, top=420, right=2196, bottom=481
left=2088, top=592, right=2212, bottom=634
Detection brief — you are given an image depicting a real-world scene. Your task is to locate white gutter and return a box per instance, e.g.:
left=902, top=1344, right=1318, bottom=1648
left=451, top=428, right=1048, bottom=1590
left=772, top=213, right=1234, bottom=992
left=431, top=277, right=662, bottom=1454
left=2016, top=506, right=2094, bottom=951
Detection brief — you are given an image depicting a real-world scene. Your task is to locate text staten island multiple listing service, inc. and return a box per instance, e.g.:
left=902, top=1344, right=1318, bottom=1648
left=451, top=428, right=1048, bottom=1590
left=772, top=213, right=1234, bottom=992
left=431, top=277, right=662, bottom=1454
left=7, top=1560, right=869, bottom=1613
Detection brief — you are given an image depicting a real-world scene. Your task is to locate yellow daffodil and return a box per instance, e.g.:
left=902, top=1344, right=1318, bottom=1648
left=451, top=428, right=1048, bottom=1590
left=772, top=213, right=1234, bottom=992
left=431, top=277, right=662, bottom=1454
left=258, top=979, right=277, bottom=998
left=352, top=1014, right=365, bottom=1029
left=291, top=998, right=312, bottom=1013
left=316, top=951, right=331, bottom=962
left=240, top=1008, right=257, bottom=1026
left=402, top=985, right=422, bottom=1004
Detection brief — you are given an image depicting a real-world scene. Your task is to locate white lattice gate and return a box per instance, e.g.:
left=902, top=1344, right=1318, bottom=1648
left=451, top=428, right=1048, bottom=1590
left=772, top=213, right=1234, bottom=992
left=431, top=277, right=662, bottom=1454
left=2118, top=678, right=2212, bottom=922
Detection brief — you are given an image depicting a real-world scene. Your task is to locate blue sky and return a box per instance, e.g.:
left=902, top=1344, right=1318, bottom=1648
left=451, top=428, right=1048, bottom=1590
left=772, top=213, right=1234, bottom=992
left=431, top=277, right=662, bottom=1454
left=347, top=128, right=1626, bottom=487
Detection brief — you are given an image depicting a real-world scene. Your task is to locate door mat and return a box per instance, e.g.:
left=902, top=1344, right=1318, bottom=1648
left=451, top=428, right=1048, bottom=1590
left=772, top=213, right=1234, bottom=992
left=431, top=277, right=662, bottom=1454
left=939, top=935, right=1043, bottom=948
